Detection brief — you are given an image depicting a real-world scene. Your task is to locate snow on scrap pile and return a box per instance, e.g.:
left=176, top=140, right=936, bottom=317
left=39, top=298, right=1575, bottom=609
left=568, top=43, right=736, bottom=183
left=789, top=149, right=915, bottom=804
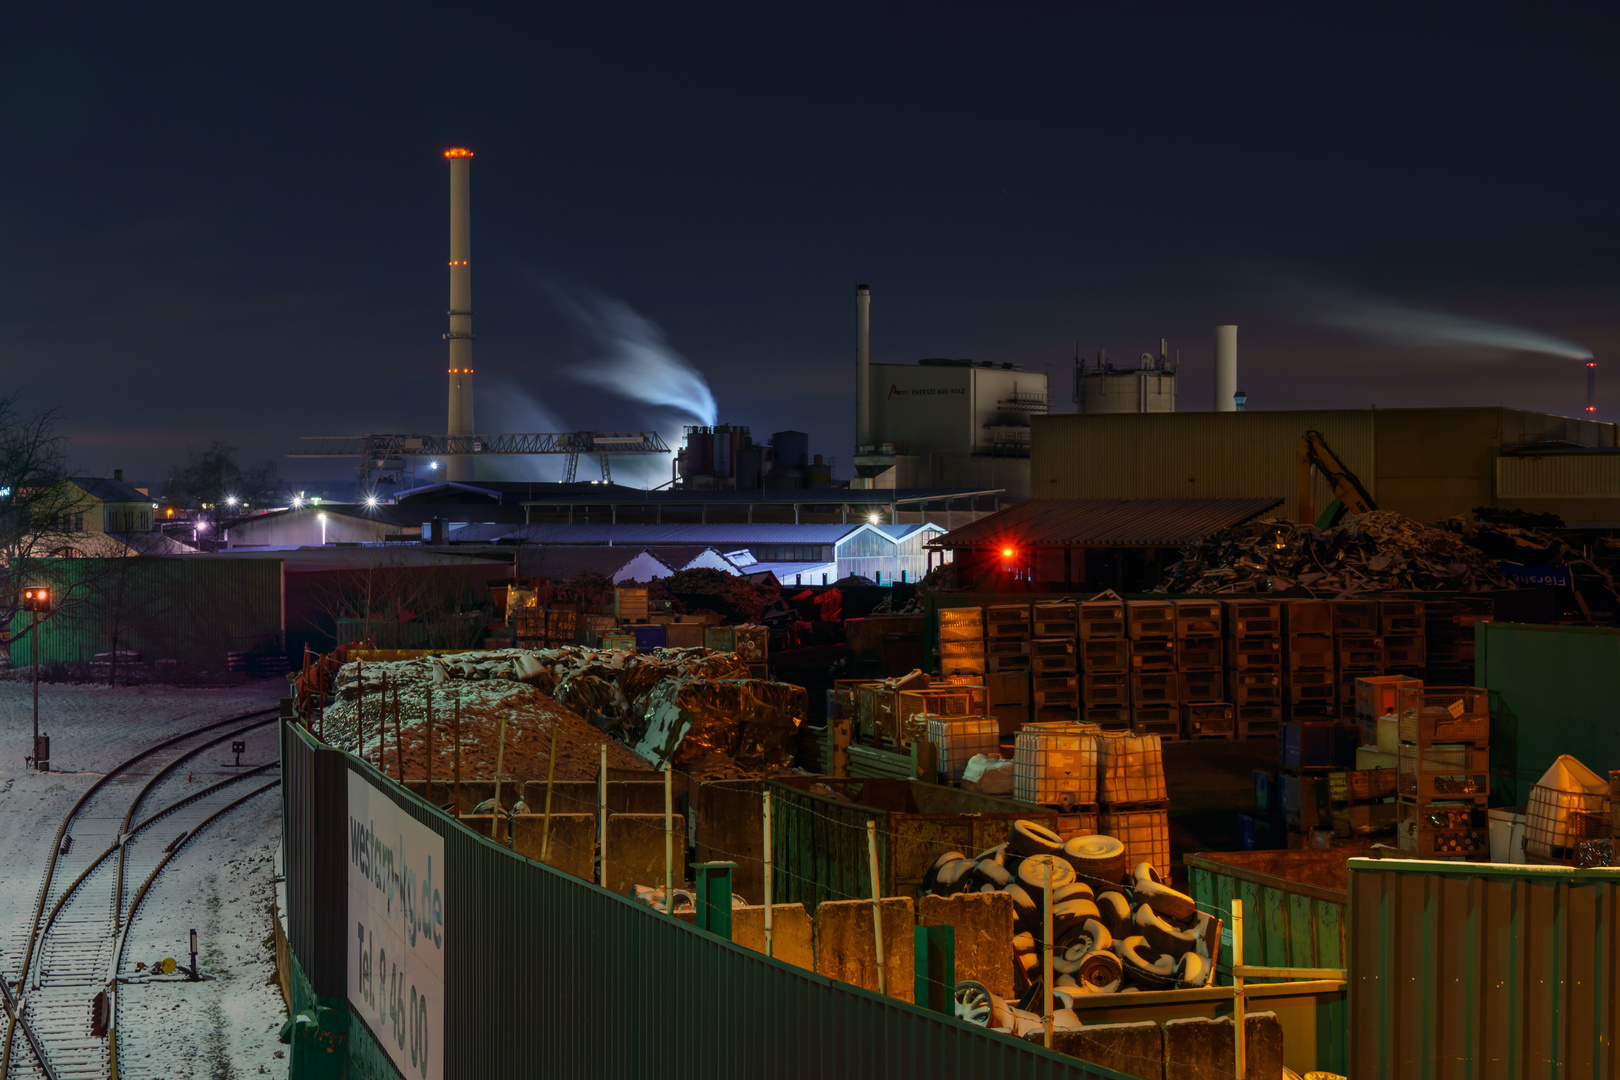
left=322, top=645, right=805, bottom=782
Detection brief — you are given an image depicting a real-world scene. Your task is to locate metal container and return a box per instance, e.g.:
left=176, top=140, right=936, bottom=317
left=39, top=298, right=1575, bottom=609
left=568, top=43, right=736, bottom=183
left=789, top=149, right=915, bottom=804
left=1186, top=847, right=1354, bottom=982
left=767, top=776, right=1058, bottom=911
left=1348, top=857, right=1620, bottom=1079
left=630, top=623, right=666, bottom=652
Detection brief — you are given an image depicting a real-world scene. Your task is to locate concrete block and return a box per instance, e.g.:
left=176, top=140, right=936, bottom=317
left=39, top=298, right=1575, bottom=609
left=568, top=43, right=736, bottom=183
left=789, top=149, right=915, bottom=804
left=520, top=779, right=680, bottom=818
left=730, top=904, right=814, bottom=971
left=693, top=779, right=764, bottom=903
left=1044, top=1022, right=1164, bottom=1080
left=1164, top=1013, right=1284, bottom=1080
left=523, top=780, right=598, bottom=819
left=917, top=892, right=1016, bottom=1000
left=511, top=813, right=595, bottom=880
left=604, top=813, right=686, bottom=896
left=814, top=897, right=915, bottom=1003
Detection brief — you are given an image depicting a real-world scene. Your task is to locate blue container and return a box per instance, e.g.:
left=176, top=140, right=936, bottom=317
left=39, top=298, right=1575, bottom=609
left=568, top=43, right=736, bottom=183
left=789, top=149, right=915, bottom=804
left=630, top=624, right=667, bottom=652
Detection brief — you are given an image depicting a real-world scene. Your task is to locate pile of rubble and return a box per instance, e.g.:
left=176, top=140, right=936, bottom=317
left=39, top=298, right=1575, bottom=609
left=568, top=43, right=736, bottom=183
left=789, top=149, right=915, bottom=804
left=647, top=569, right=782, bottom=625
left=320, top=645, right=805, bottom=780
left=1158, top=511, right=1513, bottom=595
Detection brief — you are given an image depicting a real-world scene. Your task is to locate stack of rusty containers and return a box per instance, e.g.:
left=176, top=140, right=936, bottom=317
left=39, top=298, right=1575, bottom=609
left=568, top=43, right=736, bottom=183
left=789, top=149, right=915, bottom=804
left=1176, top=599, right=1231, bottom=738
left=1030, top=601, right=1080, bottom=724
left=938, top=606, right=986, bottom=681
left=1395, top=682, right=1490, bottom=858
left=1423, top=598, right=1494, bottom=685
left=1380, top=599, right=1427, bottom=681
left=1285, top=600, right=1337, bottom=721
left=985, top=605, right=1033, bottom=734
left=1224, top=599, right=1283, bottom=737
left=1079, top=598, right=1130, bottom=729
left=1333, top=600, right=1383, bottom=720
left=1098, top=731, right=1172, bottom=879
left=1126, top=600, right=1180, bottom=739
left=1277, top=715, right=1361, bottom=840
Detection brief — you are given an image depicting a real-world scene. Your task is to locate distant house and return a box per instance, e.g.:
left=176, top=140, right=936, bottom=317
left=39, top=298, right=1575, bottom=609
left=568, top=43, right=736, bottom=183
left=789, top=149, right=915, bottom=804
left=34, top=472, right=189, bottom=557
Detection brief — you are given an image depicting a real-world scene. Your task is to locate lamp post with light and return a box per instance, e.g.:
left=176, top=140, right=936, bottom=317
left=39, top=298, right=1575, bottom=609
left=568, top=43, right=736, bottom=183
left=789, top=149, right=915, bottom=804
left=318, top=512, right=328, bottom=545
left=23, top=585, right=51, bottom=769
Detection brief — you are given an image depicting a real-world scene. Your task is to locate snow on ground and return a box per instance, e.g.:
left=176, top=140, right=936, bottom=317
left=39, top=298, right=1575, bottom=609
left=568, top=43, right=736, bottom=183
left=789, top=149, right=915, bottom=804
left=0, top=681, right=287, bottom=1079
left=116, top=786, right=286, bottom=1080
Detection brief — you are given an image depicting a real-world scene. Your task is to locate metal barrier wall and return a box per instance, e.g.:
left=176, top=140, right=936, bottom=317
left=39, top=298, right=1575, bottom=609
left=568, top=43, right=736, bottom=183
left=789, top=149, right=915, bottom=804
left=1348, top=856, right=1620, bottom=1079
left=281, top=721, right=1132, bottom=1080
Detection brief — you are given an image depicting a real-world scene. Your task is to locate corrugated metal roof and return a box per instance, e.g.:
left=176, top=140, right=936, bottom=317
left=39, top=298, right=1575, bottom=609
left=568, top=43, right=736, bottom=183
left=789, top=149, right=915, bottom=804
left=932, top=497, right=1284, bottom=548
left=502, top=523, right=862, bottom=544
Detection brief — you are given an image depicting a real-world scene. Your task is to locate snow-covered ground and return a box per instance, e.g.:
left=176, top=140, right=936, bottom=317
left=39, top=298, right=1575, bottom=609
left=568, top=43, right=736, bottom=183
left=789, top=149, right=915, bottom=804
left=0, top=681, right=288, bottom=1079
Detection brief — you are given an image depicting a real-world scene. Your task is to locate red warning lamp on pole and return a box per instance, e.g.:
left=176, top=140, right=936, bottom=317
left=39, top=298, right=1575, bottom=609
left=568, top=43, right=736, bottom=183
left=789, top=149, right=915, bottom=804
left=23, top=585, right=51, bottom=770
left=1587, top=361, right=1597, bottom=414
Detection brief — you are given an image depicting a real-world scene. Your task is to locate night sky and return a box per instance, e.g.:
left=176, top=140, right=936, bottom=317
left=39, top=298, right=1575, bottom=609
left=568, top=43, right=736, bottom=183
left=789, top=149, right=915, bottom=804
left=4, top=3, right=1617, bottom=488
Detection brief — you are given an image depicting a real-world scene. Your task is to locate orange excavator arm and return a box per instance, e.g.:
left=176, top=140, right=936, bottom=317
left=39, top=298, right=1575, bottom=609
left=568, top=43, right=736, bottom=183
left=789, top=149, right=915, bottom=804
left=1297, top=430, right=1377, bottom=527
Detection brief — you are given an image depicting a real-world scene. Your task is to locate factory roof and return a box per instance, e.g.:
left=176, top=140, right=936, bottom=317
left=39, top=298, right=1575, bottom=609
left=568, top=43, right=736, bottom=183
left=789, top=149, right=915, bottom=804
left=515, top=486, right=1004, bottom=506
left=931, top=497, right=1285, bottom=549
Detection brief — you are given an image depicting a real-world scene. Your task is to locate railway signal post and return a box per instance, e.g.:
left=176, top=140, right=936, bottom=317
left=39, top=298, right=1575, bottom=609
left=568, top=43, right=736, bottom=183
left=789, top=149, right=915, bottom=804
left=22, top=585, right=51, bottom=770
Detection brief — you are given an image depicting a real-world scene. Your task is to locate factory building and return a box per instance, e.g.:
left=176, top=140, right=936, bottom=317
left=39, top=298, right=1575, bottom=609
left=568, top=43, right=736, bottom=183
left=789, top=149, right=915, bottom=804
left=675, top=427, right=835, bottom=490
left=849, top=285, right=1049, bottom=497
left=1031, top=406, right=1620, bottom=525
left=1072, top=341, right=1178, bottom=414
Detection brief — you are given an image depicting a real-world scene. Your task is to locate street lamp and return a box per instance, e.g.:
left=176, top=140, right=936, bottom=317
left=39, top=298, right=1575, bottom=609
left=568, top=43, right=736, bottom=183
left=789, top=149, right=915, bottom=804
left=318, top=512, right=328, bottom=545
left=22, top=585, right=51, bottom=770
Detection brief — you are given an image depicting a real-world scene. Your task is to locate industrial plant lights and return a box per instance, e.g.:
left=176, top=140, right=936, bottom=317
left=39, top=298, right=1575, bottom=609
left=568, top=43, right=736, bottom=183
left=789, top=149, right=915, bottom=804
left=365, top=496, right=378, bottom=508
left=868, top=513, right=881, bottom=525
left=1002, top=548, right=1015, bottom=559
left=22, top=587, right=51, bottom=612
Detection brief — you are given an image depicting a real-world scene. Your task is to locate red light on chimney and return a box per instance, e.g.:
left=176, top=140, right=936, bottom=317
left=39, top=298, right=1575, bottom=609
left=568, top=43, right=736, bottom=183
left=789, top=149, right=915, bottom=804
left=1001, top=548, right=1014, bottom=558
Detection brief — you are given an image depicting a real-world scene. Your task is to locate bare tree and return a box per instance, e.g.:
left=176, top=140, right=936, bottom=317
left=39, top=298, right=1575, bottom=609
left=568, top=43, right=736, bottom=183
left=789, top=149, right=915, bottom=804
left=164, top=442, right=284, bottom=545
left=305, top=549, right=491, bottom=652
left=0, top=395, right=86, bottom=634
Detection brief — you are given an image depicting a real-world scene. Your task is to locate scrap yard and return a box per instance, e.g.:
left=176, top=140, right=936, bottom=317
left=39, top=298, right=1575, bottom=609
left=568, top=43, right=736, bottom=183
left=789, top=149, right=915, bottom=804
left=10, top=11, right=1620, bottom=1078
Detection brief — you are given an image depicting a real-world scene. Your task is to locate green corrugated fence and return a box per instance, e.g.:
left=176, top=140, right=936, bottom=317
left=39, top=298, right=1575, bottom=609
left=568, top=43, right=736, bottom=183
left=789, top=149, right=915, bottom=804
left=281, top=721, right=1133, bottom=1080
left=8, top=556, right=283, bottom=671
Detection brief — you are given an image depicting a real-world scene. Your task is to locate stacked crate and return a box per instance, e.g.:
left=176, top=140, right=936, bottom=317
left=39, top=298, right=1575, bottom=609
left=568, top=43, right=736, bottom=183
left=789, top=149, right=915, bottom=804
left=1175, top=600, right=1230, bottom=738
left=1098, top=731, right=1171, bottom=879
left=1126, top=601, right=1179, bottom=738
left=1424, top=598, right=1493, bottom=685
left=985, top=605, right=1032, bottom=735
left=1012, top=722, right=1098, bottom=810
left=1327, top=765, right=1399, bottom=840
left=1395, top=684, right=1490, bottom=858
left=1278, top=720, right=1359, bottom=838
left=938, top=606, right=985, bottom=678
left=1335, top=601, right=1384, bottom=720
left=1225, top=600, right=1283, bottom=737
left=1079, top=599, right=1130, bottom=729
left=926, top=715, right=1002, bottom=783
left=983, top=670, right=1030, bottom=738
left=1380, top=600, right=1426, bottom=678
left=1284, top=600, right=1336, bottom=721
left=1353, top=673, right=1421, bottom=751
left=1030, top=602, right=1080, bottom=724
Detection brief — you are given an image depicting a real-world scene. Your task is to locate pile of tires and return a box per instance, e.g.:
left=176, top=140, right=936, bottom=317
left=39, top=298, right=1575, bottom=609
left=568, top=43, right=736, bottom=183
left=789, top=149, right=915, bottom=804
left=924, top=819, right=1215, bottom=998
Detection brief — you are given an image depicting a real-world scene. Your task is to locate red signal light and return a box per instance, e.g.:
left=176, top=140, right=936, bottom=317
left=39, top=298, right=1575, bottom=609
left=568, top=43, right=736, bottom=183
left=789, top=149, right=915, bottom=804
left=1002, top=548, right=1014, bottom=558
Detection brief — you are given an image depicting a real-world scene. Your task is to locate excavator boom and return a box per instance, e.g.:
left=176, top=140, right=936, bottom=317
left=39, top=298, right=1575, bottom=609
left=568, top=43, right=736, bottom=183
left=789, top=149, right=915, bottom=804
left=1297, top=430, right=1377, bottom=527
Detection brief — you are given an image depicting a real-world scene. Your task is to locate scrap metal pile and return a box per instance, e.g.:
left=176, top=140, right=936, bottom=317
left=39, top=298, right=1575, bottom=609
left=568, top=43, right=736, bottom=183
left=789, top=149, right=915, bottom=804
left=320, top=645, right=805, bottom=779
left=1158, top=511, right=1513, bottom=596
left=924, top=820, right=1217, bottom=1033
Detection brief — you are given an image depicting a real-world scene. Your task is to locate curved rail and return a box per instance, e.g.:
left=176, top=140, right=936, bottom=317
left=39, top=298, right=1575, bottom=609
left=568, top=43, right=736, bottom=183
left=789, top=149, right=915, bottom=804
left=108, top=779, right=282, bottom=1080
left=0, top=706, right=281, bottom=1079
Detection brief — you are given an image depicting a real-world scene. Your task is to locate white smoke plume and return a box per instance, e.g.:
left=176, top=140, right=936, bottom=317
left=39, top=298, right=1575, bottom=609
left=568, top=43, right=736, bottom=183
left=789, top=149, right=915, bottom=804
left=558, top=291, right=719, bottom=426
left=1306, top=289, right=1591, bottom=361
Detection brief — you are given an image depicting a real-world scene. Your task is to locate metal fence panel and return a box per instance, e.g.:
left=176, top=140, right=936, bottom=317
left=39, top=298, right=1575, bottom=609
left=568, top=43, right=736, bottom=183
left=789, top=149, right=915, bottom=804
left=9, top=556, right=283, bottom=669
left=282, top=722, right=1131, bottom=1080
left=1348, top=856, right=1620, bottom=1080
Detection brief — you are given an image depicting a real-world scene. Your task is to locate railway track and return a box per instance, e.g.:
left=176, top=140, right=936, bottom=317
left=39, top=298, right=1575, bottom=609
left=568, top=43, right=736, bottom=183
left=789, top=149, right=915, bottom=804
left=1, top=707, right=285, bottom=1080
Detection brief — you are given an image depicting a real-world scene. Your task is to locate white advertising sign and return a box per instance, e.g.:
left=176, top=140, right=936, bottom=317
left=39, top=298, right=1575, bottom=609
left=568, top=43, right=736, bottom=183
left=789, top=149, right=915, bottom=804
left=348, top=771, right=445, bottom=1079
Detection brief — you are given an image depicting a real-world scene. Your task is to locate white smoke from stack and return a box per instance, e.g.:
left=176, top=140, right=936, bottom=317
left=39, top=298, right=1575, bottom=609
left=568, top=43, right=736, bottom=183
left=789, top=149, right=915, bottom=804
left=559, top=291, right=719, bottom=426
left=1308, top=290, right=1591, bottom=360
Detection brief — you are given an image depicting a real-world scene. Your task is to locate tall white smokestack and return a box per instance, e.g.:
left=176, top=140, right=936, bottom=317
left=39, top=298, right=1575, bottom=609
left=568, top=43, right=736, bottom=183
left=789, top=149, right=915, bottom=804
left=445, top=148, right=475, bottom=481
left=856, top=284, right=871, bottom=449
left=1214, top=324, right=1238, bottom=412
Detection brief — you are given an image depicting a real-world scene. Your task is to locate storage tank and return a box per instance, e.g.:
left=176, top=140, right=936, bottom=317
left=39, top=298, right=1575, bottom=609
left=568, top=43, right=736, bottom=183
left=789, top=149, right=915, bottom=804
left=1074, top=346, right=1177, bottom=414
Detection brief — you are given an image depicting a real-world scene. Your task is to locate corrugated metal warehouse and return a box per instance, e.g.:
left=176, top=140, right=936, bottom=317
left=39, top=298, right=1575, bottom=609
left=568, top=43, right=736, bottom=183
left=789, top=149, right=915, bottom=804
left=1032, top=406, right=1620, bottom=525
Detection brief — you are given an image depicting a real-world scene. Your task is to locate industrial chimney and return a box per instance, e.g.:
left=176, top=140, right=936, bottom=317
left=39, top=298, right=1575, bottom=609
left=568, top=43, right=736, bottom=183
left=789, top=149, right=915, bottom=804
left=856, top=284, right=871, bottom=450
left=1214, top=325, right=1238, bottom=412
left=445, top=148, right=475, bottom=481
